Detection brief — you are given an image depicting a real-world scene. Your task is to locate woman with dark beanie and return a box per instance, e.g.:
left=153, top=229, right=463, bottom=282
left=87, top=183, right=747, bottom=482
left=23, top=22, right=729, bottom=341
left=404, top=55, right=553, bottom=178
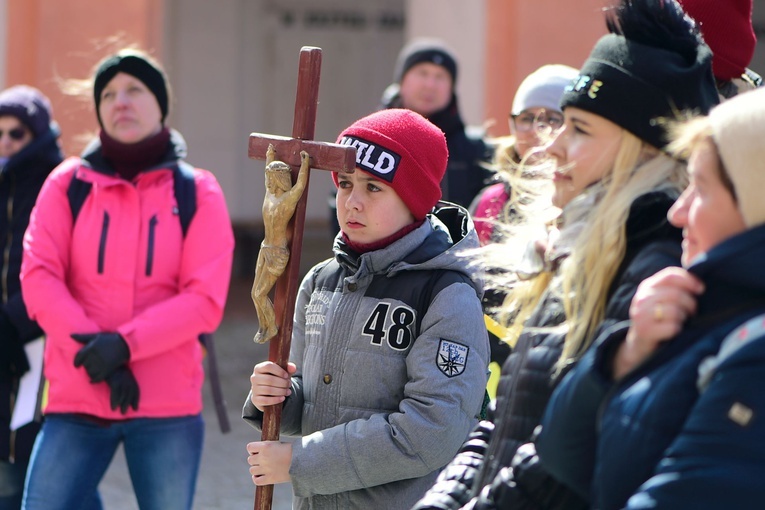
left=0, top=85, right=62, bottom=509
left=19, top=49, right=234, bottom=510
left=412, top=0, right=719, bottom=508
left=538, top=85, right=765, bottom=510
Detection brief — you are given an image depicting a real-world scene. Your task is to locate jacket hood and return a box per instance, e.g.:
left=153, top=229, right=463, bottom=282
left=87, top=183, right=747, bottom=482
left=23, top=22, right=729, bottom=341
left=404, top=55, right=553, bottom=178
left=80, top=128, right=188, bottom=174
left=333, top=202, right=482, bottom=295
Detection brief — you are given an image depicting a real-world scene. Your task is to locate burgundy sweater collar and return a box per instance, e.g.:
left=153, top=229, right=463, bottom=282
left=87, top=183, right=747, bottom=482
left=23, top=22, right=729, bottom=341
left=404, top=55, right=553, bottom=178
left=99, top=127, right=171, bottom=181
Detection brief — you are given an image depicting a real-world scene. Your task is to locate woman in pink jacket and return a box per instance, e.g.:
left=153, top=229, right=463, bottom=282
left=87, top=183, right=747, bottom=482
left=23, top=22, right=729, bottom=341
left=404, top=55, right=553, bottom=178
left=19, top=49, right=234, bottom=510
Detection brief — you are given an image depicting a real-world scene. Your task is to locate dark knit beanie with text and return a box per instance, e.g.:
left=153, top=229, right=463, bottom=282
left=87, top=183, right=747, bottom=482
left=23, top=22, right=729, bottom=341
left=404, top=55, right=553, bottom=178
left=561, top=0, right=719, bottom=149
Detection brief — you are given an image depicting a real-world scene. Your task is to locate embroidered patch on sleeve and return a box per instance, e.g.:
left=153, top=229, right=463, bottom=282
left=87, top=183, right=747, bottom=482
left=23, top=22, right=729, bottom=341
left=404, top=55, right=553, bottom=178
left=437, top=339, right=469, bottom=377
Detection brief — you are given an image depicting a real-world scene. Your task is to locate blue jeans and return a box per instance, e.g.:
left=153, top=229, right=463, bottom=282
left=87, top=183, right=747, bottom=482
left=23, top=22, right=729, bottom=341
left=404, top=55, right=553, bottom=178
left=22, top=413, right=204, bottom=510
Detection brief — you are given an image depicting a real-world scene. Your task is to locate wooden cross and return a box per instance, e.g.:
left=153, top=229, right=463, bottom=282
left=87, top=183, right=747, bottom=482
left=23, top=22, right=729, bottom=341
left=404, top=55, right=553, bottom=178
left=248, top=46, right=356, bottom=510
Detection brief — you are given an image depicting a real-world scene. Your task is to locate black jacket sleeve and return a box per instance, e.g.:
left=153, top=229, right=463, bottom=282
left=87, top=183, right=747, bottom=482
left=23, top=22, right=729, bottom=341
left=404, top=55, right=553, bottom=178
left=472, top=442, right=588, bottom=510
left=535, top=238, right=682, bottom=501
left=411, top=421, right=494, bottom=510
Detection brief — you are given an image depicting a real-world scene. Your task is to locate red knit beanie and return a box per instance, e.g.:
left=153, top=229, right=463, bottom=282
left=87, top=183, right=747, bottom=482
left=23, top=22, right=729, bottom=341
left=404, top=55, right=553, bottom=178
left=679, top=0, right=756, bottom=81
left=333, top=109, right=448, bottom=220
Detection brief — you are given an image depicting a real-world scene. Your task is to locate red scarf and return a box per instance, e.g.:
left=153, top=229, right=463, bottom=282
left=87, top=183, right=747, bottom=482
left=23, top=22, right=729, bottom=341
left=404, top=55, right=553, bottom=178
left=341, top=220, right=425, bottom=254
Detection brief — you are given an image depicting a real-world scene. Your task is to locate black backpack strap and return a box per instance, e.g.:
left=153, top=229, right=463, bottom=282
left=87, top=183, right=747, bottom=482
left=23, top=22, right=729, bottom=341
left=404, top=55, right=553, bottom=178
left=67, top=162, right=197, bottom=237
left=200, top=332, right=231, bottom=434
left=67, top=171, right=92, bottom=224
left=173, top=161, right=197, bottom=237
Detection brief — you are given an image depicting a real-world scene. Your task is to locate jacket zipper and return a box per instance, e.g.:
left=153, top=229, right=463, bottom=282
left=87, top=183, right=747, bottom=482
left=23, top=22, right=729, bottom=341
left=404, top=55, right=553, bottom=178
left=146, top=215, right=158, bottom=276
left=98, top=212, right=110, bottom=274
left=1, top=176, right=14, bottom=304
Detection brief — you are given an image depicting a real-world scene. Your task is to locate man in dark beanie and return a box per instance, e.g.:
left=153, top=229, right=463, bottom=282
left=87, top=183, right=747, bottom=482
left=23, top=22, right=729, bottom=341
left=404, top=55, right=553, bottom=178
left=0, top=84, right=63, bottom=508
left=328, top=38, right=491, bottom=237
left=390, top=38, right=458, bottom=118
left=381, top=38, right=492, bottom=210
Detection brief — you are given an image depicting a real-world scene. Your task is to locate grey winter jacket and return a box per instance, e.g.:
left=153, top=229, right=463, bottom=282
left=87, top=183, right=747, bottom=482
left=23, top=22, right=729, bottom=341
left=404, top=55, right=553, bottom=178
left=244, top=203, right=490, bottom=510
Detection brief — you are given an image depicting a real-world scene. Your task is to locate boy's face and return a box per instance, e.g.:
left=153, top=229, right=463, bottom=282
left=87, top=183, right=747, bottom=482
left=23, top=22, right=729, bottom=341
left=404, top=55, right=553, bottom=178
left=335, top=170, right=415, bottom=244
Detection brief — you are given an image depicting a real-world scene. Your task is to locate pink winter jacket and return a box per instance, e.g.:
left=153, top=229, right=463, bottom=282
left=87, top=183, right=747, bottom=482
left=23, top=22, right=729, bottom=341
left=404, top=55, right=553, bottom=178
left=21, top=148, right=234, bottom=420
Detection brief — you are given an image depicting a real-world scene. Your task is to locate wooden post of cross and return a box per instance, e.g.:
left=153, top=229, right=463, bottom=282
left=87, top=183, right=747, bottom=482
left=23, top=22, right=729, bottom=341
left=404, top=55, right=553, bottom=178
left=248, top=46, right=356, bottom=510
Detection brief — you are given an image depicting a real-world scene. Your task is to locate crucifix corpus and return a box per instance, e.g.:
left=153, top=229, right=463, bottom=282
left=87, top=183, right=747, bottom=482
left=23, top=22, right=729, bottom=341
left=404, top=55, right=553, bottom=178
left=248, top=46, right=356, bottom=510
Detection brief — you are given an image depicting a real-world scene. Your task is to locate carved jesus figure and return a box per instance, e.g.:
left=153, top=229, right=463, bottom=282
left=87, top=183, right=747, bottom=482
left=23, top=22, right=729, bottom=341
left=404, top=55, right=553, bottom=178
left=251, top=144, right=310, bottom=343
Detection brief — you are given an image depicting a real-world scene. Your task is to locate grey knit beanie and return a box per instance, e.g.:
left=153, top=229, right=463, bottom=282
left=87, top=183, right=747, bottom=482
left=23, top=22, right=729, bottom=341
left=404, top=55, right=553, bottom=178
left=511, top=64, right=579, bottom=115
left=710, top=87, right=765, bottom=227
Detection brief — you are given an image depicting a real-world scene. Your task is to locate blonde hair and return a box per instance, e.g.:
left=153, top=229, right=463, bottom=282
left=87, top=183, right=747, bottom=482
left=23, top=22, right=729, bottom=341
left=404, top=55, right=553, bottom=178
left=479, top=128, right=687, bottom=365
left=556, top=131, right=687, bottom=371
left=668, top=116, right=737, bottom=199
left=667, top=116, right=713, bottom=161
left=476, top=131, right=558, bottom=239
left=475, top=145, right=558, bottom=346
left=485, top=137, right=524, bottom=228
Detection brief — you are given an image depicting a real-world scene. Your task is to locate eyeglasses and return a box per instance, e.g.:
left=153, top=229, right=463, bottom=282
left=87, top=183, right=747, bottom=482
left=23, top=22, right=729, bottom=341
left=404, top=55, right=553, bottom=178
left=510, top=110, right=564, bottom=133
left=0, top=128, right=28, bottom=141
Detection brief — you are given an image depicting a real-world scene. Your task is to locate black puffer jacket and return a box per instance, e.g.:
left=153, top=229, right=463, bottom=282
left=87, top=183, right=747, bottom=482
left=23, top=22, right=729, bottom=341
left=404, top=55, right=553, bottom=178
left=0, top=126, right=62, bottom=379
left=412, top=191, right=683, bottom=510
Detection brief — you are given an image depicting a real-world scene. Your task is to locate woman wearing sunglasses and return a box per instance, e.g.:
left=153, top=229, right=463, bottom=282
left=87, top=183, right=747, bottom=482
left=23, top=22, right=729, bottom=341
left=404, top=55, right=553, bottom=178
left=0, top=85, right=63, bottom=508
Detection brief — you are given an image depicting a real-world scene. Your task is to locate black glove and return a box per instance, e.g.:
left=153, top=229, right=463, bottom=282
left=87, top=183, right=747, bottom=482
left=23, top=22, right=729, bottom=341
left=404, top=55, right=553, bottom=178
left=72, top=332, right=130, bottom=382
left=0, top=311, right=28, bottom=379
left=105, top=366, right=140, bottom=414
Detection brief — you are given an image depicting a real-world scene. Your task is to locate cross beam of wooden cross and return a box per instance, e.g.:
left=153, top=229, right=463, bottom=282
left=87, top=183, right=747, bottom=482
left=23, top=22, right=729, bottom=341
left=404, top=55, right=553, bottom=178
left=247, top=46, right=356, bottom=510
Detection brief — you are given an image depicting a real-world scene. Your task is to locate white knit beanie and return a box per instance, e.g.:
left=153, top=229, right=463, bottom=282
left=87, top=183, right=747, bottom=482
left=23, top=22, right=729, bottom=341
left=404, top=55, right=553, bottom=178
left=511, top=64, right=579, bottom=115
left=710, top=86, right=765, bottom=227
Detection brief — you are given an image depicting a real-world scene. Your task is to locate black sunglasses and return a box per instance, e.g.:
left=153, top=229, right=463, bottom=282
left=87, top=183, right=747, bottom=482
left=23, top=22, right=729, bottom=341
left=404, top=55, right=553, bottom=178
left=0, top=128, right=28, bottom=141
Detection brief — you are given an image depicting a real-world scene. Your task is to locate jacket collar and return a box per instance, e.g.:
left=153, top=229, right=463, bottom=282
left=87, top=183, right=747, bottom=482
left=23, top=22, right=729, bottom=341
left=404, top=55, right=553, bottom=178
left=688, top=224, right=765, bottom=323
